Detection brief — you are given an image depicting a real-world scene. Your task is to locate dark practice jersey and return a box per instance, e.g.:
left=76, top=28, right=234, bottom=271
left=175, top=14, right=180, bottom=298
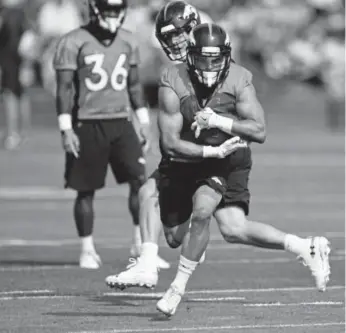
left=159, top=61, right=253, bottom=151
left=53, top=26, right=139, bottom=120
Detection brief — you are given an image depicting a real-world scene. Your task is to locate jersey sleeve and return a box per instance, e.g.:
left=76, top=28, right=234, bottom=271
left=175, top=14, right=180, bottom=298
left=235, top=67, right=253, bottom=96
left=159, top=65, right=176, bottom=89
left=53, top=33, right=79, bottom=71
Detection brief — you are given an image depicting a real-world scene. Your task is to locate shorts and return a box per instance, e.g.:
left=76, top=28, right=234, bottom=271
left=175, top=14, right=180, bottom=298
left=0, top=59, right=23, bottom=97
left=65, top=118, right=146, bottom=192
left=219, top=147, right=252, bottom=215
left=158, top=158, right=228, bottom=228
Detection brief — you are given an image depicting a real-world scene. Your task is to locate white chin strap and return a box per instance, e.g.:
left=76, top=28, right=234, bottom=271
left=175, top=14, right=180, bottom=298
left=196, top=70, right=218, bottom=87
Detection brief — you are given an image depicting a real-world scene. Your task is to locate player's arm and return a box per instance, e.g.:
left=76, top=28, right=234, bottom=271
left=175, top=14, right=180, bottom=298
left=231, top=83, right=266, bottom=143
left=193, top=78, right=266, bottom=144
left=55, top=69, right=80, bottom=157
left=159, top=86, right=240, bottom=159
left=53, top=34, right=80, bottom=157
left=128, top=65, right=150, bottom=126
left=127, top=39, right=151, bottom=151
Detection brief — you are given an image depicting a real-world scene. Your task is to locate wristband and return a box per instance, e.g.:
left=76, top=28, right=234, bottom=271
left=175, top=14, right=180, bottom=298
left=58, top=114, right=72, bottom=131
left=202, top=145, right=221, bottom=158
left=136, top=107, right=150, bottom=125
left=211, top=114, right=234, bottom=135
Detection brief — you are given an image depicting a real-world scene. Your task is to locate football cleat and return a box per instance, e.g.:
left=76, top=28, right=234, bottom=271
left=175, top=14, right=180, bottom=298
left=298, top=236, right=331, bottom=292
left=156, top=284, right=183, bottom=317
left=199, top=251, right=206, bottom=264
left=79, top=251, right=102, bottom=269
left=105, top=258, right=158, bottom=290
left=130, top=243, right=171, bottom=270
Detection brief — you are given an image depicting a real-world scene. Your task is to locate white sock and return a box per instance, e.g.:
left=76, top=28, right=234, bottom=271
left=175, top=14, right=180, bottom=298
left=81, top=235, right=96, bottom=253
left=171, top=255, right=198, bottom=294
left=140, top=242, right=159, bottom=268
left=284, top=234, right=308, bottom=256
left=133, top=225, right=142, bottom=246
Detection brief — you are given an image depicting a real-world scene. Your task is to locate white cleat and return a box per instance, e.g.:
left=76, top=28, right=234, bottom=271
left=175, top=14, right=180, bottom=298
left=156, top=284, right=183, bottom=317
left=79, top=251, right=102, bottom=269
left=105, top=258, right=158, bottom=290
left=157, top=256, right=171, bottom=270
left=130, top=243, right=170, bottom=270
left=199, top=251, right=206, bottom=264
left=298, top=237, right=331, bottom=292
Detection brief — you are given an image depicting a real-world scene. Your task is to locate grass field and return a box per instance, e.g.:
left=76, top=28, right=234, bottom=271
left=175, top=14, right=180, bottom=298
left=0, top=80, right=344, bottom=332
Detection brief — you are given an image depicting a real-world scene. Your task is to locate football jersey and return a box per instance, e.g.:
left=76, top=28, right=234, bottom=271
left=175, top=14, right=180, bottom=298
left=53, top=26, right=140, bottom=120
left=159, top=62, right=253, bottom=144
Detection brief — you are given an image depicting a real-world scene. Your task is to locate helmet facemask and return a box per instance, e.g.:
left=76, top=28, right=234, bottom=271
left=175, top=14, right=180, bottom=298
left=158, top=26, right=192, bottom=61
left=90, top=0, right=126, bottom=34
left=187, top=46, right=232, bottom=88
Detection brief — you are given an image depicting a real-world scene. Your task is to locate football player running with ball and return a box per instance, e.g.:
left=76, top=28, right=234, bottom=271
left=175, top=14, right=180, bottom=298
left=54, top=0, right=156, bottom=269
left=156, top=23, right=331, bottom=316
left=106, top=12, right=330, bottom=316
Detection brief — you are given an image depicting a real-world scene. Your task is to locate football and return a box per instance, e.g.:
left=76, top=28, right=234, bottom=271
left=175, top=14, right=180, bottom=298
left=196, top=112, right=236, bottom=146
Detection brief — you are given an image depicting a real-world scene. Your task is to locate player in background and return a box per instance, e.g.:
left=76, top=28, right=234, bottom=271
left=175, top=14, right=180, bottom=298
left=54, top=0, right=152, bottom=269
left=105, top=0, right=215, bottom=286
left=155, top=23, right=331, bottom=316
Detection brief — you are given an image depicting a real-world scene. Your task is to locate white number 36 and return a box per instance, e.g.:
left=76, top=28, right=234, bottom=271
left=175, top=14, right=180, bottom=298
left=84, top=53, right=128, bottom=92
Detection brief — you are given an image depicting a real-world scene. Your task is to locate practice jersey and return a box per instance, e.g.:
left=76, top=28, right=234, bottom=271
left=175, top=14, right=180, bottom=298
left=53, top=26, right=139, bottom=120
left=159, top=62, right=253, bottom=144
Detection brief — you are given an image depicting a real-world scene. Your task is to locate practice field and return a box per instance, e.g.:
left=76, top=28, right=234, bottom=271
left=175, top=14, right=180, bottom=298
left=0, top=80, right=345, bottom=332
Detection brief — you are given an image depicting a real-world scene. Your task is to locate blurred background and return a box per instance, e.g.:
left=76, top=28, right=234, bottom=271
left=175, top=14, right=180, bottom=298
left=0, top=0, right=344, bottom=248
left=0, top=2, right=344, bottom=330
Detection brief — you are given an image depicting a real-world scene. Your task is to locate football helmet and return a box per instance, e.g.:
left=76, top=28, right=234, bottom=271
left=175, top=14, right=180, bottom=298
left=89, top=0, right=127, bottom=34
left=155, top=1, right=200, bottom=61
left=187, top=23, right=232, bottom=88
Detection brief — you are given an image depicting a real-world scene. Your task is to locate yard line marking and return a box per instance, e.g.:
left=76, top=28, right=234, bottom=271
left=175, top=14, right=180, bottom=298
left=0, top=295, right=74, bottom=301
left=187, top=297, right=245, bottom=302
left=1, top=286, right=344, bottom=302
left=0, top=231, right=343, bottom=248
left=244, top=301, right=344, bottom=307
left=0, top=256, right=343, bottom=272
left=71, top=322, right=345, bottom=333
left=103, top=285, right=345, bottom=298
left=204, top=255, right=344, bottom=264
left=0, top=289, right=52, bottom=295
left=0, top=265, right=77, bottom=272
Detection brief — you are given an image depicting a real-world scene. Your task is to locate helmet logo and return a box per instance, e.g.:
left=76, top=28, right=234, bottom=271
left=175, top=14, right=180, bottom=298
left=183, top=4, right=197, bottom=20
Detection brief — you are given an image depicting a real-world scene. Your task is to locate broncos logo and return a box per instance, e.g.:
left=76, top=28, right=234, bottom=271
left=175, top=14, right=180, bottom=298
left=182, top=4, right=198, bottom=20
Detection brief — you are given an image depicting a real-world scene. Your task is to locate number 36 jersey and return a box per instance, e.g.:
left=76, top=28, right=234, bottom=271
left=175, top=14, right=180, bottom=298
left=53, top=26, right=139, bottom=120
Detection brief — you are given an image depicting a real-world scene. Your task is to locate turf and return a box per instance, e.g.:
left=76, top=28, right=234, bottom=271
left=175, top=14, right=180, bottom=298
left=0, top=80, right=344, bottom=333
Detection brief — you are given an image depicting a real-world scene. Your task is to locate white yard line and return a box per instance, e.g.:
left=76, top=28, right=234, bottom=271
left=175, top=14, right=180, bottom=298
left=71, top=322, right=345, bottom=333
left=0, top=255, right=343, bottom=272
left=243, top=301, right=344, bottom=307
left=0, top=289, right=52, bottom=295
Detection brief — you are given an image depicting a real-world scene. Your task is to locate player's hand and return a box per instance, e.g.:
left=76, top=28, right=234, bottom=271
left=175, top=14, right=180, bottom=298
left=191, top=107, right=217, bottom=138
left=62, top=129, right=80, bottom=158
left=139, top=124, right=151, bottom=154
left=218, top=136, right=248, bottom=158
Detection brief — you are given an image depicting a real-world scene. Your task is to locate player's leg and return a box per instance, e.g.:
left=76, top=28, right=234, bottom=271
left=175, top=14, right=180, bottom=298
left=108, top=119, right=147, bottom=256
left=65, top=121, right=109, bottom=269
left=214, top=153, right=330, bottom=291
left=2, top=61, right=23, bottom=150
left=215, top=206, right=330, bottom=291
left=137, top=173, right=170, bottom=269
left=157, top=179, right=224, bottom=317
left=105, top=163, right=193, bottom=290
